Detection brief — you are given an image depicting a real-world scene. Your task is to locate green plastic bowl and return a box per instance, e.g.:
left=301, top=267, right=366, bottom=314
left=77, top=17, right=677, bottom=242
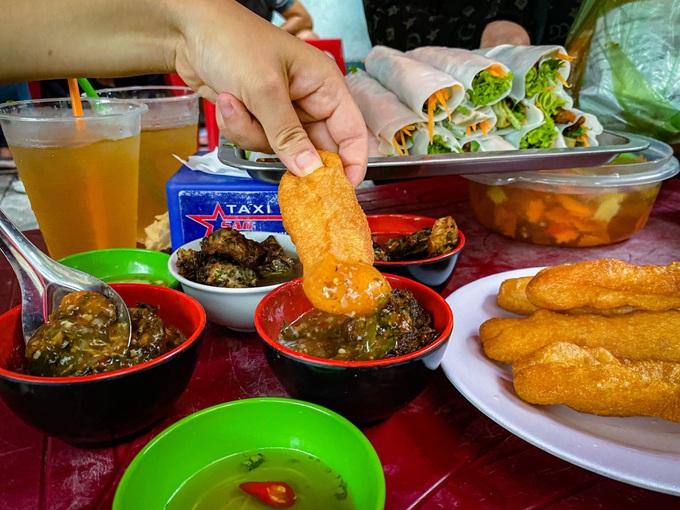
left=59, top=248, right=179, bottom=289
left=113, top=398, right=385, bottom=509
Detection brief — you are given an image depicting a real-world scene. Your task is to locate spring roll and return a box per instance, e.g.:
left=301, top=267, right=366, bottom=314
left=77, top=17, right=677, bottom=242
left=559, top=109, right=603, bottom=148
left=365, top=45, right=465, bottom=140
left=345, top=69, right=423, bottom=156
left=407, top=46, right=513, bottom=107
left=411, top=125, right=463, bottom=155
left=477, top=45, right=572, bottom=100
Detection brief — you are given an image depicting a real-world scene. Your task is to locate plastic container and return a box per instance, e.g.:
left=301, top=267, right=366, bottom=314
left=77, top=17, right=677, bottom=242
left=466, top=136, right=679, bottom=247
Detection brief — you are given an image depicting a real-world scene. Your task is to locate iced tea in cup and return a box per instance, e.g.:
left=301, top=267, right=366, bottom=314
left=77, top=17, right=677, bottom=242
left=0, top=98, right=147, bottom=260
left=96, top=86, right=199, bottom=241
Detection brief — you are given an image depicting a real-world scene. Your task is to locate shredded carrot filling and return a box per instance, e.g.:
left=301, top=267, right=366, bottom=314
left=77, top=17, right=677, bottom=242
left=486, top=64, right=507, bottom=78
left=466, top=125, right=472, bottom=137
left=426, top=88, right=451, bottom=142
left=392, top=124, right=415, bottom=156
left=480, top=119, right=490, bottom=136
left=545, top=85, right=556, bottom=91
left=556, top=52, right=574, bottom=61
left=557, top=74, right=571, bottom=88
left=427, top=97, right=435, bottom=142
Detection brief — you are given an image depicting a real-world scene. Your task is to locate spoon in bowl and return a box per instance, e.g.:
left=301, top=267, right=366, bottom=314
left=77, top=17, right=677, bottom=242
left=0, top=207, right=132, bottom=348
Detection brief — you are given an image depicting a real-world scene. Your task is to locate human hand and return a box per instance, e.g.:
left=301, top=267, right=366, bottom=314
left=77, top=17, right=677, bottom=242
left=480, top=20, right=531, bottom=48
left=172, top=1, right=367, bottom=186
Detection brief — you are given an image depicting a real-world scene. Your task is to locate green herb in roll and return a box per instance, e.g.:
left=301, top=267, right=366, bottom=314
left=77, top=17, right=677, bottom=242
left=492, top=98, right=527, bottom=130
left=525, top=58, right=570, bottom=97
left=467, top=66, right=513, bottom=107
left=534, top=90, right=568, bottom=118
left=462, top=140, right=481, bottom=152
left=428, top=134, right=461, bottom=154
left=519, top=116, right=558, bottom=149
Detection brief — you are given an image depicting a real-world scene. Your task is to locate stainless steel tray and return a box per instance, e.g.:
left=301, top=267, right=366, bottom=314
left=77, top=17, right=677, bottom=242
left=217, top=131, right=650, bottom=184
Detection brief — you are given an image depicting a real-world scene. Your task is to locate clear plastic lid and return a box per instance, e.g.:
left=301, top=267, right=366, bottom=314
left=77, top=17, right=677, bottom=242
left=465, top=136, right=679, bottom=187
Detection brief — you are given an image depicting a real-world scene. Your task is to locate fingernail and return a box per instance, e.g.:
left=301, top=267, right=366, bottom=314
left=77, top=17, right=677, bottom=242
left=217, top=96, right=234, bottom=118
left=293, top=150, right=322, bottom=176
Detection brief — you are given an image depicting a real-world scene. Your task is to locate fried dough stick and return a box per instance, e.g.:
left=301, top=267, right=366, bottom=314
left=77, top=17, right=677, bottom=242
left=525, top=259, right=680, bottom=313
left=480, top=309, right=680, bottom=364
left=513, top=342, right=680, bottom=423
left=278, top=151, right=391, bottom=317
left=496, top=276, right=537, bottom=315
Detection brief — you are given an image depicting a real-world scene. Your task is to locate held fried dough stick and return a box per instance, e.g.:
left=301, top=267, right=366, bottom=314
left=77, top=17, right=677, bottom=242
left=480, top=309, right=680, bottom=364
left=278, top=151, right=391, bottom=317
left=512, top=342, right=680, bottom=423
left=525, top=259, right=680, bottom=313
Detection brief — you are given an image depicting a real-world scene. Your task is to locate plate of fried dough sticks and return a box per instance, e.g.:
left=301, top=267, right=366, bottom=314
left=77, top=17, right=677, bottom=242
left=441, top=259, right=680, bottom=495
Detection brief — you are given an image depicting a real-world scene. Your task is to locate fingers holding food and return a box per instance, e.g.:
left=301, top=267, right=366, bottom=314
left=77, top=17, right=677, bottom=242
left=513, top=342, right=680, bottom=423
left=278, top=150, right=391, bottom=317
left=525, top=259, right=680, bottom=313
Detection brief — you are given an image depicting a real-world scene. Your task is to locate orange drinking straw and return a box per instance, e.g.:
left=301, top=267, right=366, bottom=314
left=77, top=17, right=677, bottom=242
left=67, top=78, right=85, bottom=130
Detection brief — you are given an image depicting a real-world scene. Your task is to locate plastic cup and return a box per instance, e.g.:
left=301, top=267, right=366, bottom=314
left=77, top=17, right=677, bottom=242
left=96, top=86, right=200, bottom=242
left=0, top=98, right=148, bottom=260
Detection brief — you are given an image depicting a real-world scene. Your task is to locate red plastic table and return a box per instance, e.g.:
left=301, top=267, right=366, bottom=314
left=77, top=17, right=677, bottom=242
left=1, top=176, right=679, bottom=510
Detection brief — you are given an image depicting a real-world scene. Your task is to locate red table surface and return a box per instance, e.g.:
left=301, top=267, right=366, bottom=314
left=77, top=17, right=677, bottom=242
left=1, top=176, right=679, bottom=510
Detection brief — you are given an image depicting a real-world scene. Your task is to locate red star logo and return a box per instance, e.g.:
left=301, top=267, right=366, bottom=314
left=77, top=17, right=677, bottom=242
left=187, top=204, right=231, bottom=236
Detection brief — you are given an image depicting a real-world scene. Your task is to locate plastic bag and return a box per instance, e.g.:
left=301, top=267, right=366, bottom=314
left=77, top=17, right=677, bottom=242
left=566, top=0, right=680, bottom=143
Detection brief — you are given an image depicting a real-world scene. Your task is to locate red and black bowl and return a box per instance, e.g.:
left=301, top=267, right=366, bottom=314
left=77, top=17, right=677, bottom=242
left=368, top=214, right=465, bottom=293
left=0, top=284, right=206, bottom=447
left=254, top=274, right=453, bottom=425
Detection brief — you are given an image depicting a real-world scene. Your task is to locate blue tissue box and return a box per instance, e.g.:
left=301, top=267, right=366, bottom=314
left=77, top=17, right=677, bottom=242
left=166, top=164, right=284, bottom=251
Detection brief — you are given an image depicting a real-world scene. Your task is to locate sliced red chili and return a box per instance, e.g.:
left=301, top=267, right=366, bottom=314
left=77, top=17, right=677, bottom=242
left=239, top=481, right=296, bottom=508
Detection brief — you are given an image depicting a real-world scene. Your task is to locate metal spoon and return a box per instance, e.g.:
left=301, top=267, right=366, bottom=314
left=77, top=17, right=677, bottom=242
left=0, top=207, right=132, bottom=348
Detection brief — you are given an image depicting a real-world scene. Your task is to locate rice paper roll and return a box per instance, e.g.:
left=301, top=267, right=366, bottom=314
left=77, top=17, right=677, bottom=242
left=406, top=46, right=513, bottom=107
left=411, top=125, right=463, bottom=155
left=458, top=134, right=517, bottom=152
left=440, top=105, right=496, bottom=138
left=492, top=100, right=544, bottom=136
left=477, top=45, right=572, bottom=100
left=345, top=69, right=422, bottom=156
left=559, top=109, right=603, bottom=148
left=364, top=46, right=465, bottom=130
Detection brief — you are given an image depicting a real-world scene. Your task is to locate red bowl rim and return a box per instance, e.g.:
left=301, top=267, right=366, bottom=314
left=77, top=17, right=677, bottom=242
left=254, top=274, right=453, bottom=368
left=368, top=214, right=465, bottom=265
left=0, top=284, right=207, bottom=384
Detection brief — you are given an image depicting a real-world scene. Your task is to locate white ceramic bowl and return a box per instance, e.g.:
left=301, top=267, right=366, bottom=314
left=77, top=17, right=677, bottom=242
left=168, top=232, right=298, bottom=332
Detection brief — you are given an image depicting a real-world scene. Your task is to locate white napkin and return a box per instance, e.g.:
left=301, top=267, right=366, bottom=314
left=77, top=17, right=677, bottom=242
left=173, top=149, right=252, bottom=178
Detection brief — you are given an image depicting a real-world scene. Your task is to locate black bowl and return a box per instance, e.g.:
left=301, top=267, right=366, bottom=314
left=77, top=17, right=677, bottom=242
left=0, top=284, right=206, bottom=447
left=254, top=274, right=453, bottom=425
left=368, top=214, right=465, bottom=293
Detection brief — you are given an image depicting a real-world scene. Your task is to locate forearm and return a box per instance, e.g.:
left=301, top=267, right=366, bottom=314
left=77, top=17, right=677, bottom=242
left=0, top=0, right=181, bottom=84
